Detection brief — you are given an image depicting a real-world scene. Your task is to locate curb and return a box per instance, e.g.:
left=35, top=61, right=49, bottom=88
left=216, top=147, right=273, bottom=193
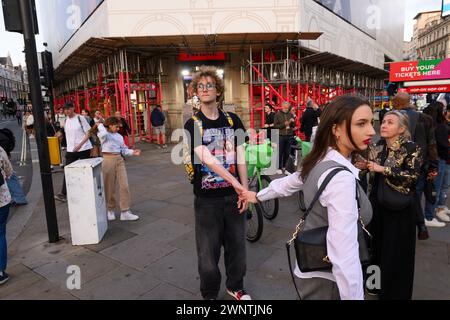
left=6, top=138, right=43, bottom=245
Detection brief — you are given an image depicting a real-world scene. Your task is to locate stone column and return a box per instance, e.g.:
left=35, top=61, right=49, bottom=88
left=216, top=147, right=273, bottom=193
left=160, top=56, right=185, bottom=140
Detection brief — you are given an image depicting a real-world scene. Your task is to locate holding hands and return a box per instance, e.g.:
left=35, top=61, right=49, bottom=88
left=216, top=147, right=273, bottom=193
left=232, top=182, right=250, bottom=214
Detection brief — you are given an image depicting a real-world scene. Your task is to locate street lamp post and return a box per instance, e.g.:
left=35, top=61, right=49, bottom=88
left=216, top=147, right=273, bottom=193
left=17, top=0, right=59, bottom=243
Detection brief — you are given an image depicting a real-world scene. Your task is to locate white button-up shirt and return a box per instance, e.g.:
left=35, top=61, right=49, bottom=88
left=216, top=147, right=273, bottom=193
left=257, top=148, right=364, bottom=300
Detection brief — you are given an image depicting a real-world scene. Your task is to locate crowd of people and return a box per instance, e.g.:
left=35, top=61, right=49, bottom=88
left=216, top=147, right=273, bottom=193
left=1, top=65, right=449, bottom=301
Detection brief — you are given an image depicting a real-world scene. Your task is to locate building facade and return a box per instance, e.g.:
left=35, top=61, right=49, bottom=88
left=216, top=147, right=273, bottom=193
left=37, top=0, right=404, bottom=136
left=416, top=11, right=450, bottom=60
left=0, top=54, right=29, bottom=103
left=408, top=10, right=450, bottom=61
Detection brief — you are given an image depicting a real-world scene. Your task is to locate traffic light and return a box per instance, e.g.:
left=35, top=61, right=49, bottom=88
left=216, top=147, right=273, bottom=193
left=39, top=68, right=48, bottom=87
left=40, top=51, right=54, bottom=88
left=2, top=0, right=39, bottom=34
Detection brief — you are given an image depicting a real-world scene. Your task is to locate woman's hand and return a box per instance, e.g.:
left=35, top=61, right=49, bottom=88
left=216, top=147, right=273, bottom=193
left=367, top=161, right=384, bottom=173
left=133, top=149, right=141, bottom=156
left=240, top=190, right=258, bottom=204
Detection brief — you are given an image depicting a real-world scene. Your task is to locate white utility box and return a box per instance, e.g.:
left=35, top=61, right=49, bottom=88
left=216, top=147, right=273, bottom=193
left=65, top=158, right=107, bottom=245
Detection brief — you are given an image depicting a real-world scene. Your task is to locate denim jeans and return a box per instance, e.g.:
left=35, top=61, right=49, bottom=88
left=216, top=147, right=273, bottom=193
left=7, top=172, right=27, bottom=204
left=437, top=163, right=450, bottom=208
left=194, top=194, right=246, bottom=299
left=0, top=204, right=11, bottom=272
left=423, top=159, right=446, bottom=220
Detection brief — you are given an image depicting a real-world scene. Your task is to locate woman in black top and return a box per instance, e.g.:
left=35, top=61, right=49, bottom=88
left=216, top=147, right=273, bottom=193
left=263, top=105, right=275, bottom=141
left=356, top=110, right=421, bottom=300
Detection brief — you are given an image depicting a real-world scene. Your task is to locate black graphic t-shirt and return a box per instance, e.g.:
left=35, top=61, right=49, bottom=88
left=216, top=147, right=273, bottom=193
left=184, top=110, right=246, bottom=198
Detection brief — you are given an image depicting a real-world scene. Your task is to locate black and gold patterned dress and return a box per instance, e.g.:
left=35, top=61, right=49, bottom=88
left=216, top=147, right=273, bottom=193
left=365, top=137, right=422, bottom=300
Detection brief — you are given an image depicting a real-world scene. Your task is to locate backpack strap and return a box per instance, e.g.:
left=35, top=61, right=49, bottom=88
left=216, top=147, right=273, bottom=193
left=191, top=115, right=203, bottom=136
left=222, top=110, right=234, bottom=127
left=77, top=115, right=87, bottom=135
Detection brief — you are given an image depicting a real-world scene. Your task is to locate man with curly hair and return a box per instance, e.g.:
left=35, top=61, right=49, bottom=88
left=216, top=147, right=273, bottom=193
left=184, top=66, right=251, bottom=300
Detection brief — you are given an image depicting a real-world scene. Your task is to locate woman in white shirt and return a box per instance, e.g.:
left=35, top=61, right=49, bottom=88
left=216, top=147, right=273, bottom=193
left=241, top=95, right=376, bottom=300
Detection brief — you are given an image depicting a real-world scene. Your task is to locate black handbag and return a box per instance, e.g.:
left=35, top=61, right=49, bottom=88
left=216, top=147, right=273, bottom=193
left=286, top=167, right=372, bottom=299
left=377, top=177, right=413, bottom=210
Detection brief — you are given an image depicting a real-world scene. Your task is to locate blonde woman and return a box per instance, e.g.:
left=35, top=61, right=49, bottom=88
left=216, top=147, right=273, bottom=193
left=356, top=110, right=422, bottom=300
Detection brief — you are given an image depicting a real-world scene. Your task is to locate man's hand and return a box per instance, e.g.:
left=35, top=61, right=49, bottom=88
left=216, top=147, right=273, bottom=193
left=427, top=170, right=438, bottom=181
left=73, top=144, right=81, bottom=153
left=232, top=182, right=249, bottom=214
left=285, top=121, right=290, bottom=127
left=133, top=149, right=141, bottom=156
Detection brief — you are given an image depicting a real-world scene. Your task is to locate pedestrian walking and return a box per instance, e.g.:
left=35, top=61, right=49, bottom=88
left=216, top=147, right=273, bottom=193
left=16, top=105, right=23, bottom=126
left=435, top=104, right=450, bottom=220
left=54, top=103, right=93, bottom=202
left=150, top=105, right=167, bottom=149
left=23, top=111, right=35, bottom=138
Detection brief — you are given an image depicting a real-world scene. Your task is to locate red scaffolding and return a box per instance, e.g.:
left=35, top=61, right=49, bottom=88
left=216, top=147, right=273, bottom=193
left=54, top=51, right=164, bottom=146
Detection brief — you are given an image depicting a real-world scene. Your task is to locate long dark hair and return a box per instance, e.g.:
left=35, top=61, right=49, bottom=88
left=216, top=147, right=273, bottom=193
left=300, top=95, right=370, bottom=181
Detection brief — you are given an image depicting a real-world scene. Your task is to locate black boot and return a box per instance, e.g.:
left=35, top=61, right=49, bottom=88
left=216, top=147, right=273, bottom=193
left=417, top=223, right=429, bottom=240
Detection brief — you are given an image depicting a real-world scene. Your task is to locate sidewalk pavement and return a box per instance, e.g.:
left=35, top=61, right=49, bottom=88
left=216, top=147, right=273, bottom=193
left=1, top=142, right=450, bottom=300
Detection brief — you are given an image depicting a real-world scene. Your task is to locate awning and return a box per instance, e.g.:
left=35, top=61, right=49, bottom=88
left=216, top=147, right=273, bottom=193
left=54, top=32, right=322, bottom=81
left=300, top=52, right=388, bottom=79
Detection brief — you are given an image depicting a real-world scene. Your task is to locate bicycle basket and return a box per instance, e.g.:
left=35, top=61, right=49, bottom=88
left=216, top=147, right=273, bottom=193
left=245, top=140, right=272, bottom=172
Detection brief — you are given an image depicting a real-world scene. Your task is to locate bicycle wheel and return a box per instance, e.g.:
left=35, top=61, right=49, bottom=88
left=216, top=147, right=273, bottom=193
left=246, top=202, right=263, bottom=242
left=258, top=175, right=279, bottom=220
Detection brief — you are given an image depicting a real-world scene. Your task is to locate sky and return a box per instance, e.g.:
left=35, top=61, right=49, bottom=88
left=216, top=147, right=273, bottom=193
left=403, top=0, right=443, bottom=41
left=0, top=0, right=445, bottom=66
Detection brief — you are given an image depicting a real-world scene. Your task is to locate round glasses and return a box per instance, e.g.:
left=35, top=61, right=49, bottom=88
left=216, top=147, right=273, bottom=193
left=197, top=83, right=216, bottom=91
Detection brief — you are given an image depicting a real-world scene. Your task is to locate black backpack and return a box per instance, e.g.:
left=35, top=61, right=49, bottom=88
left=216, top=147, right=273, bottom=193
left=0, top=128, right=16, bottom=154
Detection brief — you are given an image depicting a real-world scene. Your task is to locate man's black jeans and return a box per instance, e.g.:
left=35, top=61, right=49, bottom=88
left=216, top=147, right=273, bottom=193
left=194, top=194, right=246, bottom=299
left=61, top=150, right=92, bottom=195
left=279, top=135, right=292, bottom=169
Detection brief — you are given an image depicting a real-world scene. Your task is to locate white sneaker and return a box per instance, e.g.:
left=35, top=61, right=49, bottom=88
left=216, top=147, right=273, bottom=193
left=437, top=206, right=450, bottom=216
left=276, top=169, right=283, bottom=175
left=425, top=218, right=446, bottom=227
left=436, top=209, right=450, bottom=222
left=120, top=211, right=139, bottom=221
left=107, top=210, right=116, bottom=221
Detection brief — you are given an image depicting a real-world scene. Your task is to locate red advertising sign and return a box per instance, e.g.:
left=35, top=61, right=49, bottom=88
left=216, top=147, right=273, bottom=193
left=178, top=52, right=226, bottom=61
left=390, top=59, right=450, bottom=82
left=405, top=85, right=450, bottom=94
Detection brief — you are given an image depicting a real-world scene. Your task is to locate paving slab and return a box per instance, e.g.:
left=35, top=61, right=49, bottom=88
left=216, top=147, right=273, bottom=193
left=70, top=266, right=161, bottom=300
left=100, top=236, right=178, bottom=270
